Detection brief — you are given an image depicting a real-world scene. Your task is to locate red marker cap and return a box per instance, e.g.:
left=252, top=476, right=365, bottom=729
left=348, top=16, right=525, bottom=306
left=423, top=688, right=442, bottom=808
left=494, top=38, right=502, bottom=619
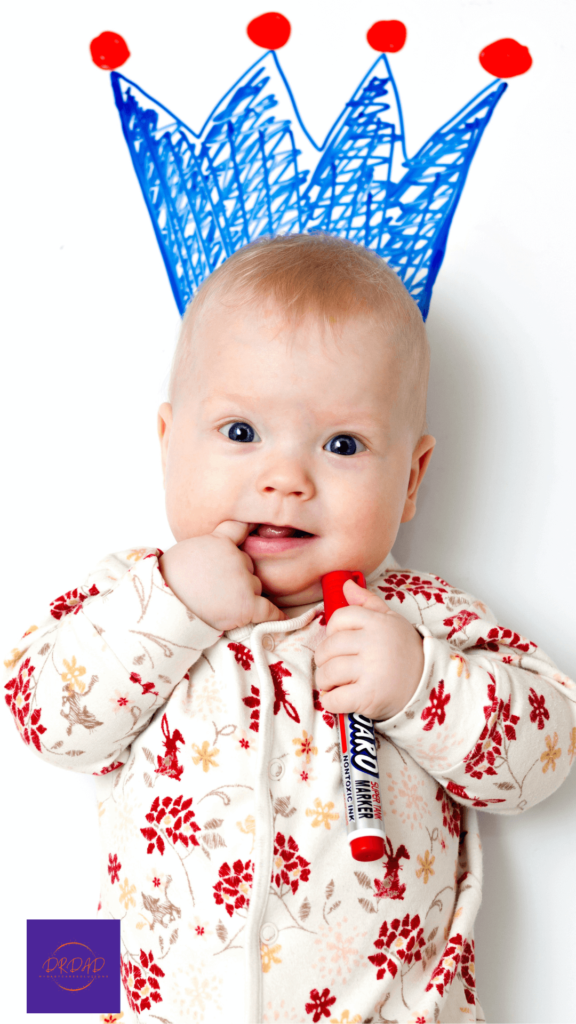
left=350, top=835, right=386, bottom=861
left=321, top=570, right=366, bottom=623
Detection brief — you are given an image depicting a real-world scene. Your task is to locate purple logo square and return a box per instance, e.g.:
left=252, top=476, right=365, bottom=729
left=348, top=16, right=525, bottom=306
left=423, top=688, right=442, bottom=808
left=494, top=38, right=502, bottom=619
left=27, top=919, right=121, bottom=1013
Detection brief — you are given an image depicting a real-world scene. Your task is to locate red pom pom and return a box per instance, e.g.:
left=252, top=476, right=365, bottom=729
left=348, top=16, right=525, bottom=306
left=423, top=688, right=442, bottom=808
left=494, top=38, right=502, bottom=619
left=366, top=20, right=407, bottom=53
left=479, top=38, right=532, bottom=78
left=90, top=31, right=131, bottom=70
left=247, top=12, right=291, bottom=50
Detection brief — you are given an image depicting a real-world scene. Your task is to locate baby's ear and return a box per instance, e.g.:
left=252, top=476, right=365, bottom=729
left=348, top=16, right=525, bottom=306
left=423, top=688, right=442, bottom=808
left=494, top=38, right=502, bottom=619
left=157, top=403, right=173, bottom=484
left=401, top=434, right=435, bottom=523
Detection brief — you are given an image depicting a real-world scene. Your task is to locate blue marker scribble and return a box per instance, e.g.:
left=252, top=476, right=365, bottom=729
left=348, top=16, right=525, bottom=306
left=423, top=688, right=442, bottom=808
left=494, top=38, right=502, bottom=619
left=111, top=51, right=506, bottom=319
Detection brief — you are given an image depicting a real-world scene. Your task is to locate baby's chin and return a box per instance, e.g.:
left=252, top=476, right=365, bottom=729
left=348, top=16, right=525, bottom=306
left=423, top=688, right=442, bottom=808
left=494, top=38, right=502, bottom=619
left=257, top=565, right=324, bottom=608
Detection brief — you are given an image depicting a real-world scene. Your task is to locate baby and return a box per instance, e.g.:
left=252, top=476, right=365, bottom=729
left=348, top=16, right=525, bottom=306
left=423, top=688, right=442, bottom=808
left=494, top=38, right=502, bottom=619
left=4, top=233, right=575, bottom=1023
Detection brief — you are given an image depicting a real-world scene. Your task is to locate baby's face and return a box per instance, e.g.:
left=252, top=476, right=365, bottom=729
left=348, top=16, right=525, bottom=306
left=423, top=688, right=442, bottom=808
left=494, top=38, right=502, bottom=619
left=158, top=300, right=434, bottom=610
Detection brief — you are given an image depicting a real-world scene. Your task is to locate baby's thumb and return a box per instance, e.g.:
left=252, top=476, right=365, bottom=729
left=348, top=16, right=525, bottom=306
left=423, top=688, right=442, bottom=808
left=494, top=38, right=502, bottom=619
left=342, top=578, right=390, bottom=614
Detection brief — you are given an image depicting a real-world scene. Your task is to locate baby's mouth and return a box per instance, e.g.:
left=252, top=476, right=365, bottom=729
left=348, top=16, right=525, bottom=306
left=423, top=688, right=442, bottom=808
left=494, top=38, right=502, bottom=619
left=250, top=523, right=314, bottom=538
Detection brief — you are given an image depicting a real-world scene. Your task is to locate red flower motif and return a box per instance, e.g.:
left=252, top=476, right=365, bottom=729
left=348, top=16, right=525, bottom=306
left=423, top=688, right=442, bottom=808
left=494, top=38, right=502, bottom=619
left=435, top=786, right=461, bottom=838
left=121, top=949, right=164, bottom=1014
left=368, top=913, right=425, bottom=980
left=154, top=713, right=185, bottom=781
left=378, top=572, right=448, bottom=606
left=242, top=684, right=261, bottom=732
left=305, top=987, right=337, bottom=1021
left=4, top=657, right=47, bottom=752
left=242, top=661, right=300, bottom=731
left=528, top=688, right=550, bottom=730
left=425, top=933, right=476, bottom=1005
left=140, top=794, right=200, bottom=855
left=475, top=625, right=536, bottom=655
left=421, top=681, right=451, bottom=731
left=213, top=858, right=253, bottom=917
left=446, top=780, right=505, bottom=808
left=108, top=853, right=121, bottom=884
left=272, top=832, right=311, bottom=895
left=94, top=760, right=124, bottom=776
left=443, top=609, right=480, bottom=640
left=312, top=688, right=335, bottom=729
left=50, top=584, right=99, bottom=619
left=130, top=671, right=158, bottom=697
left=228, top=641, right=254, bottom=670
left=463, top=674, right=520, bottom=780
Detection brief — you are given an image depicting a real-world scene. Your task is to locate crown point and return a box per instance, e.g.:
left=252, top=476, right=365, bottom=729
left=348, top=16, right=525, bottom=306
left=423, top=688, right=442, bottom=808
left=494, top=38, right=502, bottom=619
left=90, top=31, right=130, bottom=70
left=247, top=12, right=291, bottom=50
left=366, top=20, right=407, bottom=53
left=479, top=38, right=532, bottom=78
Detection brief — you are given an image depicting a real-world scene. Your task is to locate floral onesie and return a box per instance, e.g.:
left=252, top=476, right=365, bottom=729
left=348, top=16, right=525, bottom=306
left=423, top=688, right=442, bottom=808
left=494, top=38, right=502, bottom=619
left=4, top=547, right=575, bottom=1023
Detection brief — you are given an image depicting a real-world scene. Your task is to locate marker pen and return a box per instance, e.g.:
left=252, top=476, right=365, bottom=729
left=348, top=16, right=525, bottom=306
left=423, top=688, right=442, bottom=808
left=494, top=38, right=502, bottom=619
left=320, top=570, right=386, bottom=862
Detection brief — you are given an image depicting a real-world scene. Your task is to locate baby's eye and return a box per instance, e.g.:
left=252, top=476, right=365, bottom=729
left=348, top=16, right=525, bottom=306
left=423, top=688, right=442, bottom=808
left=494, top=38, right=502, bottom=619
left=324, top=434, right=366, bottom=456
left=219, top=421, right=261, bottom=443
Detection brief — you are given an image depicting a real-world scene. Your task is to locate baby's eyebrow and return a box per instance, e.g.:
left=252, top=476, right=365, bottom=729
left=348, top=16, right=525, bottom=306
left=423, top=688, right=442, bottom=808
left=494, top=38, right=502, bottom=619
left=200, top=393, right=250, bottom=407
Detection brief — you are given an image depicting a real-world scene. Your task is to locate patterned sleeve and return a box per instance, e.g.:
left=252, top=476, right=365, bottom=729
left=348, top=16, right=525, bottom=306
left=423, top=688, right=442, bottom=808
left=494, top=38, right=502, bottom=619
left=2, top=548, right=222, bottom=775
left=374, top=571, right=576, bottom=813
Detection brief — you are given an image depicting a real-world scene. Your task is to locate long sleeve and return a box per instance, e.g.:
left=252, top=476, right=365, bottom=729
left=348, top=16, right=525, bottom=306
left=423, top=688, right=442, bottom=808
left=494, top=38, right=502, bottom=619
left=2, top=547, right=222, bottom=775
left=374, top=570, right=576, bottom=813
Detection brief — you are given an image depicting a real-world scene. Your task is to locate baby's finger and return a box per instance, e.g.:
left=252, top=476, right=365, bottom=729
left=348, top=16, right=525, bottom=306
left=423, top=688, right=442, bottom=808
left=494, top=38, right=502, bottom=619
left=319, top=681, right=362, bottom=716
left=251, top=594, right=287, bottom=623
left=315, top=654, right=359, bottom=692
left=212, top=520, right=254, bottom=546
left=325, top=603, right=393, bottom=637
left=314, top=629, right=361, bottom=667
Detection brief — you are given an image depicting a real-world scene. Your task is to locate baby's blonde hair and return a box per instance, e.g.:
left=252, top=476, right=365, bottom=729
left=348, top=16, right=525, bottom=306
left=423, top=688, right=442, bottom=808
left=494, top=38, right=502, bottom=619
left=168, top=233, right=430, bottom=436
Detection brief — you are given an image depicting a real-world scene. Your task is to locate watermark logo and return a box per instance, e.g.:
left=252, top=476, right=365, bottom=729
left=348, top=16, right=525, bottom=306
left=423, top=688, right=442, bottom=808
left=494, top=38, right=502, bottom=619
left=27, top=919, right=120, bottom=1012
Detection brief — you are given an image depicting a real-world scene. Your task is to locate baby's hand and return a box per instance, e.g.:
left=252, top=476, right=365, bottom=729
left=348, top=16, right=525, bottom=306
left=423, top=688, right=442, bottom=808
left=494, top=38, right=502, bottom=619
left=314, top=579, right=424, bottom=721
left=159, top=522, right=286, bottom=632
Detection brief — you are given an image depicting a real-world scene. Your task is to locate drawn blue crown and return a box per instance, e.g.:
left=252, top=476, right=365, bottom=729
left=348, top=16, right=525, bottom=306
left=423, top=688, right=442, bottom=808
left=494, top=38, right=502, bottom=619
left=111, top=50, right=507, bottom=319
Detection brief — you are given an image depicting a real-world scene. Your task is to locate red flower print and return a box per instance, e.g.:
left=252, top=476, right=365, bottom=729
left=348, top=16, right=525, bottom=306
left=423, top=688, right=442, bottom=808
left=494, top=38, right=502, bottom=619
left=443, top=609, right=480, bottom=640
left=154, top=713, right=185, bottom=781
left=141, top=794, right=200, bottom=855
left=378, top=572, right=448, bottom=606
left=130, top=671, right=158, bottom=697
left=50, top=583, right=100, bottom=620
left=242, top=663, right=301, bottom=731
left=271, top=661, right=300, bottom=723
left=228, top=641, right=254, bottom=670
left=94, top=760, right=124, bottom=776
left=121, top=949, right=164, bottom=1014
left=425, top=933, right=476, bottom=1005
left=374, top=838, right=409, bottom=901
left=446, top=780, right=504, bottom=808
left=305, top=987, right=337, bottom=1021
left=435, top=786, right=461, bottom=838
left=475, top=625, right=536, bottom=655
left=152, top=877, right=161, bottom=887
left=272, top=832, right=311, bottom=895
left=213, top=858, right=253, bottom=917
left=368, top=913, right=425, bottom=980
left=312, top=689, right=335, bottom=729
left=421, top=681, right=451, bottom=731
left=528, top=688, right=550, bottom=730
left=108, top=853, right=121, bottom=884
left=463, top=674, right=519, bottom=781
left=243, top=684, right=261, bottom=732
left=4, top=657, right=47, bottom=752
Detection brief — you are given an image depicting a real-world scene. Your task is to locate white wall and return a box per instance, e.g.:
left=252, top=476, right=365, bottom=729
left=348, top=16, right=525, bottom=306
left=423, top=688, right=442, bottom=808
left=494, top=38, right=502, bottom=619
left=1, top=2, right=574, bottom=1021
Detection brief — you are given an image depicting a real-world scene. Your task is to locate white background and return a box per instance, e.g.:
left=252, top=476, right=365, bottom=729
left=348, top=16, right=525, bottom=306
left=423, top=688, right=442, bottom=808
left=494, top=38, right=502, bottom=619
left=1, top=1, right=575, bottom=1021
